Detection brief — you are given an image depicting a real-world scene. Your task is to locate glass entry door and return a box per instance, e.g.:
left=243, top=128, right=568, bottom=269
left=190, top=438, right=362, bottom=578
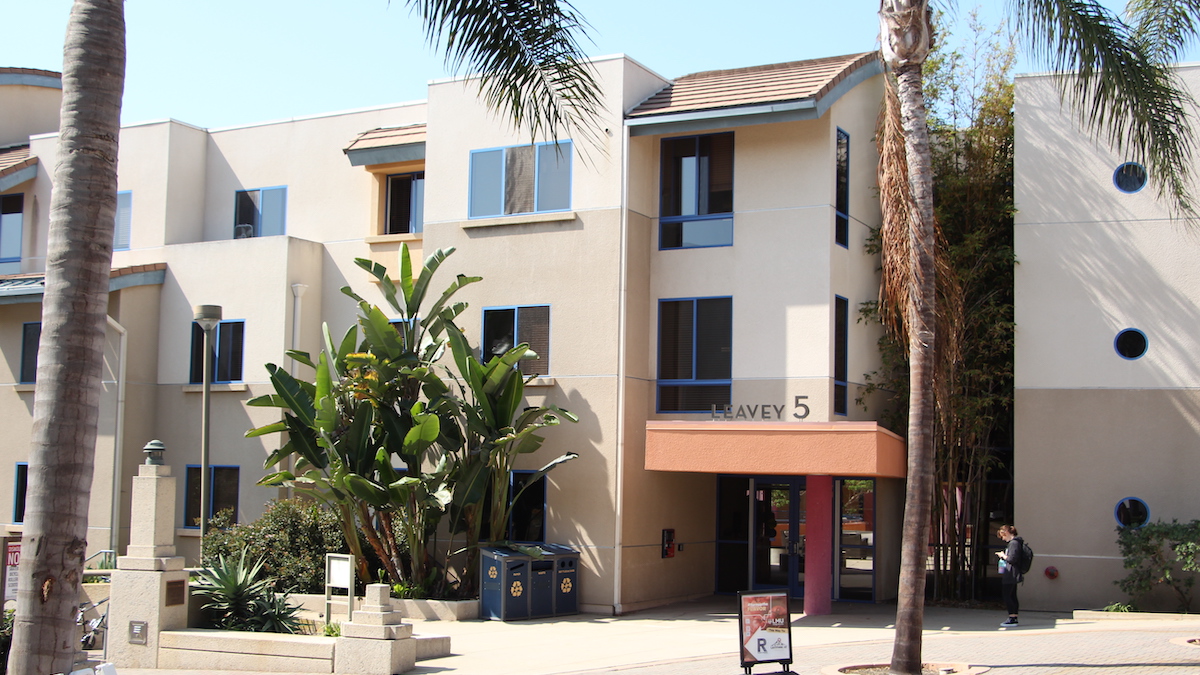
left=752, top=477, right=806, bottom=597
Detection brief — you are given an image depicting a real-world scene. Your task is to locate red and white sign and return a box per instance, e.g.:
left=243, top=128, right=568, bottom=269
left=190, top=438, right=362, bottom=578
left=5, top=540, right=20, bottom=601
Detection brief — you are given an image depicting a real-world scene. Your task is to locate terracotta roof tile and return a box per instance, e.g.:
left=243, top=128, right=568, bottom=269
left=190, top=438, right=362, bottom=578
left=0, top=145, right=35, bottom=180
left=628, top=52, right=880, bottom=119
left=344, top=124, right=427, bottom=153
left=111, top=263, right=166, bottom=278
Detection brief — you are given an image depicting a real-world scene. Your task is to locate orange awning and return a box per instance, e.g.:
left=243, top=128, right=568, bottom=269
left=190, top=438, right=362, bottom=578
left=645, top=421, right=906, bottom=478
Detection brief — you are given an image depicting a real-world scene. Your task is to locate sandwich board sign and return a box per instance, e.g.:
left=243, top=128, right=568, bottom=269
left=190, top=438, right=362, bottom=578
left=738, top=589, right=793, bottom=674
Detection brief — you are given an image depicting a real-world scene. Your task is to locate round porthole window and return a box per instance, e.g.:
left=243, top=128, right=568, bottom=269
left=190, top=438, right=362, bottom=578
left=1114, top=162, right=1148, bottom=193
left=1115, top=497, right=1150, bottom=528
left=1115, top=328, right=1148, bottom=360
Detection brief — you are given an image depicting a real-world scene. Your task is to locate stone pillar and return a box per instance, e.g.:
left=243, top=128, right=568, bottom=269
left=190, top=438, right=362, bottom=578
left=804, top=475, right=834, bottom=616
left=335, top=583, right=416, bottom=675
left=107, top=463, right=189, bottom=669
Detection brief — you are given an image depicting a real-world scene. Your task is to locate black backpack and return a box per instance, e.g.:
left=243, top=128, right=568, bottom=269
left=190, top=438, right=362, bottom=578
left=1016, top=538, right=1034, bottom=574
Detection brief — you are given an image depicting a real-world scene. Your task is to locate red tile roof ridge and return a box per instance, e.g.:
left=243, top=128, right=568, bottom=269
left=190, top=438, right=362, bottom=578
left=111, top=262, right=166, bottom=277
left=0, top=67, right=62, bottom=79
left=674, top=52, right=876, bottom=82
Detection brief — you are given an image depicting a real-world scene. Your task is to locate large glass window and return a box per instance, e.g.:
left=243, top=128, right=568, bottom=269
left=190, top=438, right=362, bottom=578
left=660, top=133, right=734, bottom=249
left=114, top=191, right=132, bottom=251
left=834, top=296, right=848, bottom=416
left=20, top=322, right=40, bottom=384
left=658, top=297, right=732, bottom=412
left=0, top=194, right=23, bottom=263
left=835, top=129, right=850, bottom=247
left=386, top=172, right=424, bottom=235
left=509, top=471, right=546, bottom=543
left=234, top=186, right=286, bottom=238
left=468, top=141, right=572, bottom=218
left=190, top=320, right=245, bottom=384
left=482, top=305, right=550, bottom=377
left=837, top=478, right=875, bottom=601
left=185, top=465, right=240, bottom=528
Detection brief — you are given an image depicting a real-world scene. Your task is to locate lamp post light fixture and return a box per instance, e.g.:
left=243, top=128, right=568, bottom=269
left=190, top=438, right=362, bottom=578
left=194, top=304, right=222, bottom=540
left=142, top=439, right=166, bottom=466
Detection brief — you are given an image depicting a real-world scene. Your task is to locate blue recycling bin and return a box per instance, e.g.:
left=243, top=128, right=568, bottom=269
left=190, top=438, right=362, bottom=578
left=539, top=543, right=579, bottom=616
left=480, top=547, right=530, bottom=621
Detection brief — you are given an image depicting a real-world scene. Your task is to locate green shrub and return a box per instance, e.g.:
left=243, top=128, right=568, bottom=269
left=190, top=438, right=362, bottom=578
left=1115, top=519, right=1200, bottom=613
left=0, top=609, right=13, bottom=675
left=194, top=550, right=302, bottom=633
left=202, top=498, right=349, bottom=594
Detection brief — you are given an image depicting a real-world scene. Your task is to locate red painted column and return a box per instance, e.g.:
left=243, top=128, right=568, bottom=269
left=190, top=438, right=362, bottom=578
left=803, top=475, right=834, bottom=616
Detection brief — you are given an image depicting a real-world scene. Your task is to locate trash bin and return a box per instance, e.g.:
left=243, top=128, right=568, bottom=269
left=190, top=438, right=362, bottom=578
left=480, top=547, right=531, bottom=621
left=539, top=543, right=579, bottom=616
left=529, top=557, right=555, bottom=618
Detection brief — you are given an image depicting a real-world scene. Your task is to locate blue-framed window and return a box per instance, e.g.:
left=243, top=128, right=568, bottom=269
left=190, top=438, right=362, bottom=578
left=189, top=320, right=245, bottom=384
left=834, top=295, right=848, bottom=415
left=0, top=194, right=23, bottom=263
left=386, top=172, right=424, bottom=234
left=468, top=141, right=571, bottom=218
left=184, top=465, right=239, bottom=528
left=20, top=321, right=40, bottom=384
left=1115, top=497, right=1150, bottom=528
left=482, top=305, right=550, bottom=376
left=1113, top=162, right=1147, bottom=193
left=13, top=463, right=27, bottom=523
left=234, top=186, right=286, bottom=238
left=1114, top=328, right=1148, bottom=360
left=657, top=297, right=732, bottom=412
left=660, top=133, right=734, bottom=249
left=835, top=129, right=850, bottom=248
left=114, top=191, right=132, bottom=251
left=509, top=471, right=547, bottom=543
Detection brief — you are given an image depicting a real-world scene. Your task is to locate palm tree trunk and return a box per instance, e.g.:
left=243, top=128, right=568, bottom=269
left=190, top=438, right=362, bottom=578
left=889, top=59, right=938, bottom=675
left=9, top=2, right=125, bottom=673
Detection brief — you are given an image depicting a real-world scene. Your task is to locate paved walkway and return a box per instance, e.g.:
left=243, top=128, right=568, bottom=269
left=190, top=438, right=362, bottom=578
left=114, top=598, right=1200, bottom=675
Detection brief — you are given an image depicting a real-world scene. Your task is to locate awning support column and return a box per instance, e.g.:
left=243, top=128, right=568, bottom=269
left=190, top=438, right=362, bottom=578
left=803, top=475, right=833, bottom=616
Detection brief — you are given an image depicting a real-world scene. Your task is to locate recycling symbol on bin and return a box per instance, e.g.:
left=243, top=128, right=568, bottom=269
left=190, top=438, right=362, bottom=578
left=560, top=578, right=573, bottom=593
left=510, top=580, right=524, bottom=597
left=488, top=565, right=498, bottom=579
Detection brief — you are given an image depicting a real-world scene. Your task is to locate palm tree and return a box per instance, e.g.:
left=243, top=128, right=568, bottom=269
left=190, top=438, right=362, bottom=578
left=8, top=1, right=600, bottom=672
left=878, top=1, right=1195, bottom=672
left=8, top=2, right=126, bottom=673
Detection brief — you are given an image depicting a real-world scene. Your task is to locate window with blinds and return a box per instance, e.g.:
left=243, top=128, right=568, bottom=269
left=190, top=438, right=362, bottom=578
left=190, top=320, right=246, bottom=384
left=482, top=305, right=551, bottom=377
left=114, top=191, right=132, bottom=250
left=657, top=297, right=732, bottom=412
left=469, top=141, right=571, bottom=218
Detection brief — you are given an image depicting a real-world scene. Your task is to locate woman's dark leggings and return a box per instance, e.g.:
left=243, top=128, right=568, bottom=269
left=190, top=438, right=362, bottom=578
left=1002, top=582, right=1019, bottom=616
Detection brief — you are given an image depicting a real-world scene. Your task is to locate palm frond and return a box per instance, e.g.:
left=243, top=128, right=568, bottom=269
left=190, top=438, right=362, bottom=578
left=404, top=0, right=603, bottom=145
left=1126, top=0, right=1200, bottom=63
left=1014, top=0, right=1197, bottom=216
left=876, top=75, right=917, bottom=343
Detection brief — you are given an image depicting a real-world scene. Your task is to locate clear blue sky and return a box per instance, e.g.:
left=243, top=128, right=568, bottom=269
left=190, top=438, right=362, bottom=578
left=1, top=0, right=1181, bottom=130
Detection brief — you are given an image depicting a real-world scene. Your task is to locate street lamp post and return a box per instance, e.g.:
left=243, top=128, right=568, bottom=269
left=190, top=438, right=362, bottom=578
left=194, top=305, right=222, bottom=542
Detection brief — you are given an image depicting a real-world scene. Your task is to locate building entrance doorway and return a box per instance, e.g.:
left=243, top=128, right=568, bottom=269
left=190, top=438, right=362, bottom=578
left=752, top=477, right=806, bottom=597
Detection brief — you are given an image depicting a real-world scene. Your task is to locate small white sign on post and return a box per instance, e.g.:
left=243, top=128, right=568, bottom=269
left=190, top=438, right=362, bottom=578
left=324, top=553, right=356, bottom=624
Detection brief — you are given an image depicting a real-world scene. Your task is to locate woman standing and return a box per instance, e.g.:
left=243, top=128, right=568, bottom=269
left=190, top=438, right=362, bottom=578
left=995, top=525, right=1023, bottom=626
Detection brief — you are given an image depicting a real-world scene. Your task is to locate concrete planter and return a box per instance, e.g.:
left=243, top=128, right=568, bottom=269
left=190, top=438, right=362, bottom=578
left=396, top=598, right=479, bottom=621
left=1073, top=609, right=1200, bottom=621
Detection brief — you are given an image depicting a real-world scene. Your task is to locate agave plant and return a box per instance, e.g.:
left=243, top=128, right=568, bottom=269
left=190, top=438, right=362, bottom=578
left=193, top=550, right=300, bottom=633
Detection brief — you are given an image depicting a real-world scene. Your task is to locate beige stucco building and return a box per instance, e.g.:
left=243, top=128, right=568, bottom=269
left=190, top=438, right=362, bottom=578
left=1014, top=66, right=1200, bottom=612
left=0, top=53, right=904, bottom=614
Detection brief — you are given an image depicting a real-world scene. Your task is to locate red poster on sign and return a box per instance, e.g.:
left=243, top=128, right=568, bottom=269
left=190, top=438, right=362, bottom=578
left=738, top=589, right=792, bottom=672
